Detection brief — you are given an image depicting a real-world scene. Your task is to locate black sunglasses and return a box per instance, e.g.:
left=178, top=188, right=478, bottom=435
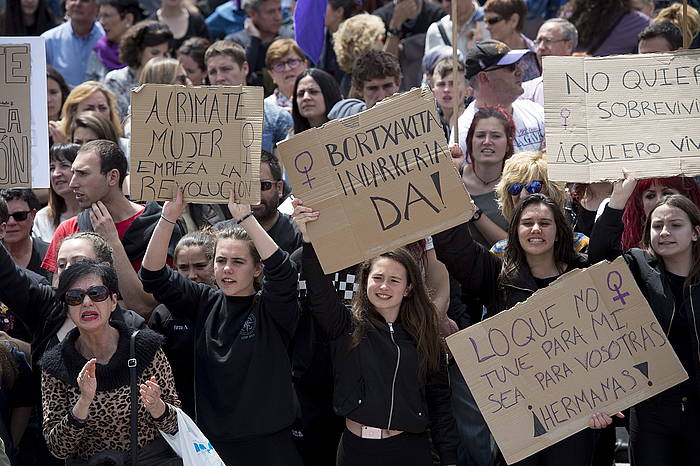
left=484, top=16, right=504, bottom=25
left=63, top=285, right=111, bottom=306
left=8, top=211, right=31, bottom=222
left=508, top=181, right=544, bottom=196
left=260, top=180, right=278, bottom=191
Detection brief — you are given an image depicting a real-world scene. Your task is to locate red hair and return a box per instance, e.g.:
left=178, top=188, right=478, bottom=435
left=621, top=177, right=700, bottom=250
left=466, top=106, right=515, bottom=169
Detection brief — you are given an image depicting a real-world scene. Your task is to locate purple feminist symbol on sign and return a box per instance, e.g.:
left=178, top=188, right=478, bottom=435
left=560, top=108, right=571, bottom=129
left=607, top=270, right=630, bottom=306
left=294, top=151, right=316, bottom=189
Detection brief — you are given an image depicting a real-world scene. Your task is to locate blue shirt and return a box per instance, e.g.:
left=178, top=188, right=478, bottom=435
left=41, top=21, right=104, bottom=87
left=262, top=100, right=292, bottom=153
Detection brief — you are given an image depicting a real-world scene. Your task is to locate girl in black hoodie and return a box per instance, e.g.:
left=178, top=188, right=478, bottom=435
left=139, top=188, right=301, bottom=466
left=294, top=200, right=458, bottom=466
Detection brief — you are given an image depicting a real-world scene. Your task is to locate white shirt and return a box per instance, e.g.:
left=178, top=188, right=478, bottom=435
left=520, top=76, right=544, bottom=107
left=424, top=4, right=489, bottom=58
left=452, top=99, right=545, bottom=157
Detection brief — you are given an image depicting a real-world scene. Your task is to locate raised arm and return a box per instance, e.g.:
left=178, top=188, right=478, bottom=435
left=432, top=220, right=503, bottom=303
left=294, top=200, right=353, bottom=339
left=227, top=189, right=279, bottom=260
left=589, top=170, right=637, bottom=264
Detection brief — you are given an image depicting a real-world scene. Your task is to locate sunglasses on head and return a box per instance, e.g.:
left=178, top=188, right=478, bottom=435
left=63, top=285, right=111, bottom=306
left=8, top=211, right=31, bottom=222
left=508, top=181, right=544, bottom=196
left=260, top=180, right=278, bottom=191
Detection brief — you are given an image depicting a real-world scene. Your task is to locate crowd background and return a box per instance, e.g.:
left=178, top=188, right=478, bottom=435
left=1, top=0, right=700, bottom=465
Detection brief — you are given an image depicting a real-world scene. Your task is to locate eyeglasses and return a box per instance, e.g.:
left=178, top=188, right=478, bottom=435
left=271, top=58, right=303, bottom=73
left=63, top=285, right=111, bottom=306
left=260, top=180, right=278, bottom=191
left=484, top=16, right=504, bottom=25
left=8, top=211, right=31, bottom=222
left=507, top=181, right=544, bottom=196
left=534, top=38, right=569, bottom=47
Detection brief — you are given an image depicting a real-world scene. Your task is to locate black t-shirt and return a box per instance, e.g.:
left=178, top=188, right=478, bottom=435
left=373, top=0, right=446, bottom=37
left=666, top=271, right=696, bottom=392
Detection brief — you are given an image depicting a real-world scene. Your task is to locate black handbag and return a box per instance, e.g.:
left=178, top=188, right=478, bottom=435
left=66, top=332, right=182, bottom=466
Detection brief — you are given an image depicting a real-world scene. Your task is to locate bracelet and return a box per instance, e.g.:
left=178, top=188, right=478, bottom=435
left=237, top=212, right=254, bottom=223
left=160, top=215, right=177, bottom=225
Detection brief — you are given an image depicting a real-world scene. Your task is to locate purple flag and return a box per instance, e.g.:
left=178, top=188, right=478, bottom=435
left=294, top=0, right=328, bottom=65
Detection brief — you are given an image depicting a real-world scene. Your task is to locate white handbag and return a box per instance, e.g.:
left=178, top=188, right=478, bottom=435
left=160, top=408, right=227, bottom=466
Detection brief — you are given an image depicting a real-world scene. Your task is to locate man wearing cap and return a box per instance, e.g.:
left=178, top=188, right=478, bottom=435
left=452, top=39, right=544, bottom=157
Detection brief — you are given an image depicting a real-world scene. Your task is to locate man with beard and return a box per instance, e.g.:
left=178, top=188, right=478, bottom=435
left=215, top=150, right=302, bottom=255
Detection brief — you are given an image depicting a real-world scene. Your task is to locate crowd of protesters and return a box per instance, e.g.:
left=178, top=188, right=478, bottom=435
left=1, top=0, right=700, bottom=465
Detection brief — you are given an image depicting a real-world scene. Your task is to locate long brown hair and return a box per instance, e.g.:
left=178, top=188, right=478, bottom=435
left=641, top=194, right=700, bottom=286
left=350, top=248, right=443, bottom=381
left=500, top=193, right=575, bottom=284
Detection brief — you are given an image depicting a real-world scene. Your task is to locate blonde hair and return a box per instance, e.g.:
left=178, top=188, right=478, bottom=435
left=59, top=81, right=122, bottom=138
left=654, top=3, right=700, bottom=40
left=495, top=150, right=566, bottom=221
left=333, top=13, right=385, bottom=73
left=139, top=57, right=181, bottom=85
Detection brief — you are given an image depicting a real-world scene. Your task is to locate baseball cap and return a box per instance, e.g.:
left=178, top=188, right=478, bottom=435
left=464, top=40, right=529, bottom=79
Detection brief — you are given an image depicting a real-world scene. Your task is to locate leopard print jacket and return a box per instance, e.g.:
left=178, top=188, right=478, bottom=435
left=40, top=323, right=180, bottom=460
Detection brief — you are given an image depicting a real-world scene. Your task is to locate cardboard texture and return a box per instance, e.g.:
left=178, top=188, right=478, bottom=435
left=543, top=51, right=700, bottom=182
left=278, top=87, right=473, bottom=273
left=0, top=37, right=49, bottom=188
left=130, top=84, right=263, bottom=204
left=0, top=43, right=31, bottom=188
left=447, top=257, right=688, bottom=464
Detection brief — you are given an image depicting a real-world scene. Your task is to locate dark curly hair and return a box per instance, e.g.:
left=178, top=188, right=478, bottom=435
left=350, top=49, right=401, bottom=96
left=559, top=0, right=630, bottom=52
left=119, top=20, right=173, bottom=69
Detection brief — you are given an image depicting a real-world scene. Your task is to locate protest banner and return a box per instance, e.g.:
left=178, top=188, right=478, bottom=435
left=0, top=42, right=31, bottom=188
left=278, top=87, right=473, bottom=273
left=130, top=84, right=263, bottom=204
left=0, top=37, right=49, bottom=189
left=447, top=257, right=688, bottom=464
left=543, top=50, right=700, bottom=183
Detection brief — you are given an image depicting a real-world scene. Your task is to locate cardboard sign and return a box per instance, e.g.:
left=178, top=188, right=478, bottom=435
left=543, top=51, right=700, bottom=182
left=447, top=258, right=688, bottom=464
left=0, top=43, right=31, bottom=188
left=130, top=84, right=263, bottom=204
left=278, top=88, right=473, bottom=273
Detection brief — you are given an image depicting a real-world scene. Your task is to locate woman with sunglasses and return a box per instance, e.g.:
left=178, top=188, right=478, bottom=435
left=483, top=0, right=540, bottom=81
left=490, top=150, right=588, bottom=258
left=40, top=259, right=182, bottom=464
left=433, top=193, right=618, bottom=466
left=266, top=39, right=309, bottom=112
left=139, top=188, right=302, bottom=466
left=589, top=173, right=700, bottom=465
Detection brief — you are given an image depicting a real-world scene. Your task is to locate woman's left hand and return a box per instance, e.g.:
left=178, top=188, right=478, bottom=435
left=587, top=411, right=624, bottom=429
left=140, top=376, right=166, bottom=419
left=227, top=188, right=252, bottom=223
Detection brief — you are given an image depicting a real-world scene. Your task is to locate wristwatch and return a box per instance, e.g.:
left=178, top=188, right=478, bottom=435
left=470, top=208, right=483, bottom=222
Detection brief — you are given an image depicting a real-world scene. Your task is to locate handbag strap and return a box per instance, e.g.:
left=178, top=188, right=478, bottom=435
left=129, top=330, right=140, bottom=466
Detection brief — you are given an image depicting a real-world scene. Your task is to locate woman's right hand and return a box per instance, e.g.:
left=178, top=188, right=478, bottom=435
left=449, top=143, right=465, bottom=171
left=608, top=168, right=637, bottom=210
left=49, top=121, right=67, bottom=144
left=72, top=358, right=97, bottom=420
left=162, top=186, right=187, bottom=224
left=291, top=199, right=319, bottom=243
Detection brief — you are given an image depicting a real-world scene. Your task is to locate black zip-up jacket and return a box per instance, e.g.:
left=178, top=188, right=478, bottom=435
left=589, top=205, right=700, bottom=400
left=433, top=221, right=590, bottom=317
left=139, top=248, right=300, bottom=442
left=301, top=243, right=458, bottom=465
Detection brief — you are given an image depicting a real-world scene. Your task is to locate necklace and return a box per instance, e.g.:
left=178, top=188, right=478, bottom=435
left=472, top=167, right=501, bottom=186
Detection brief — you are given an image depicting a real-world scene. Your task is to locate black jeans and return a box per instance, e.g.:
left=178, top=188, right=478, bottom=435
left=630, top=390, right=700, bottom=466
left=511, top=428, right=596, bottom=466
left=336, top=428, right=433, bottom=466
left=211, top=428, right=302, bottom=466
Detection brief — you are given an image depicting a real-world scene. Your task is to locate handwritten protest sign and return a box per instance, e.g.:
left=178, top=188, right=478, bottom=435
left=278, top=87, right=473, bottom=273
left=0, top=43, right=31, bottom=188
left=130, top=84, right=263, bottom=204
left=544, top=51, right=700, bottom=182
left=447, top=258, right=688, bottom=464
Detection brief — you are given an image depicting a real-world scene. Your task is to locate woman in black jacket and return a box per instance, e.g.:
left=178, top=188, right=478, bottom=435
left=139, top=188, right=301, bottom=466
left=589, top=173, right=700, bottom=466
left=433, top=193, right=614, bottom=466
left=294, top=201, right=458, bottom=466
